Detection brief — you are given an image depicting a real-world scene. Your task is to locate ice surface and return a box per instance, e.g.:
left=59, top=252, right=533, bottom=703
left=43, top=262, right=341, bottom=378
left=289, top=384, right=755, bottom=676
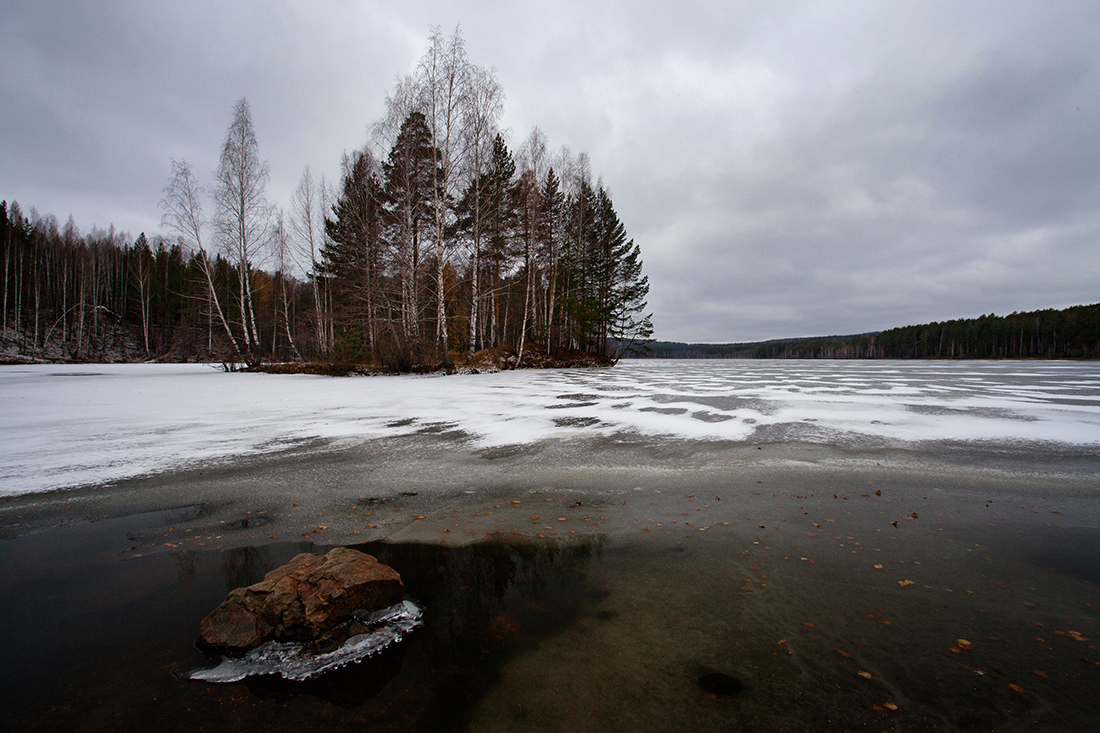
left=2, top=360, right=1099, bottom=496
left=187, top=600, right=423, bottom=683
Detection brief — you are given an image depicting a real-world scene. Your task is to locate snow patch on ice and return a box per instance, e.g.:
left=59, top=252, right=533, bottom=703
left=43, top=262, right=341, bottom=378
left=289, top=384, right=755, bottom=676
left=2, top=360, right=1099, bottom=496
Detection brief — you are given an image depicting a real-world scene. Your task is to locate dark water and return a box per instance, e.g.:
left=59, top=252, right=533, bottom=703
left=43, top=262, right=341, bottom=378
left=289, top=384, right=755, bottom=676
left=0, top=510, right=603, bottom=732
left=2, top=499, right=1100, bottom=732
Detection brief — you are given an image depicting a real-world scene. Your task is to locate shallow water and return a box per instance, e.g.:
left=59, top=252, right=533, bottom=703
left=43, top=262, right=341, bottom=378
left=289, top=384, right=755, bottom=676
left=1, top=470, right=1099, bottom=731
left=0, top=513, right=603, bottom=731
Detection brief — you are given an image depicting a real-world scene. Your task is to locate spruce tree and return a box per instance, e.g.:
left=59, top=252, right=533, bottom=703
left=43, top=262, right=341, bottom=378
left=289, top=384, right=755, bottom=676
left=324, top=149, right=386, bottom=361
left=381, top=111, right=438, bottom=365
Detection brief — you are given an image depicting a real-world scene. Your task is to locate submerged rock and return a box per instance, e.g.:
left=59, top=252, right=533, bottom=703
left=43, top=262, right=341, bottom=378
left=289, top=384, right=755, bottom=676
left=197, top=547, right=405, bottom=656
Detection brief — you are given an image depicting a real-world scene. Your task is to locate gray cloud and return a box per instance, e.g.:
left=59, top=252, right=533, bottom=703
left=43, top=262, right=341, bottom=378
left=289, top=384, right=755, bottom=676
left=2, top=1, right=1098, bottom=342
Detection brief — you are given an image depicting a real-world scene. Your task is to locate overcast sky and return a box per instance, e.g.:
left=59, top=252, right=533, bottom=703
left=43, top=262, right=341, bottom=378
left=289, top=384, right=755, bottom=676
left=2, top=1, right=1098, bottom=342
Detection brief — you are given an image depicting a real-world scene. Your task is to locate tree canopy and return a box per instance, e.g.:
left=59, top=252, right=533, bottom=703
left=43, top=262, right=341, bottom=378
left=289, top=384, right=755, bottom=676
left=0, top=26, right=653, bottom=369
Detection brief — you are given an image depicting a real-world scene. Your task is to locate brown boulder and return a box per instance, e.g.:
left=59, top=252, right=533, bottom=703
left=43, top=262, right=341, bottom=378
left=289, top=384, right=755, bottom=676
left=197, top=547, right=405, bottom=656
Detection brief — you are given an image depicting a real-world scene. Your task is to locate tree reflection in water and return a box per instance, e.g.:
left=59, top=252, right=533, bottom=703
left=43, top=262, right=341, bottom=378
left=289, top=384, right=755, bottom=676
left=199, top=537, right=605, bottom=727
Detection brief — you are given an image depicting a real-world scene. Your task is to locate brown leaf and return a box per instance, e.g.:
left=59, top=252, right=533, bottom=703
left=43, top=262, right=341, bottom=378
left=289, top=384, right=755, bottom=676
left=858, top=670, right=872, bottom=679
left=803, top=622, right=815, bottom=628
left=1009, top=683, right=1025, bottom=694
left=898, top=580, right=915, bottom=586
left=883, top=702, right=898, bottom=711
left=1032, top=669, right=1048, bottom=677
left=837, top=649, right=853, bottom=658
left=957, top=639, right=972, bottom=650
left=873, top=563, right=884, bottom=569
left=1068, top=631, right=1088, bottom=642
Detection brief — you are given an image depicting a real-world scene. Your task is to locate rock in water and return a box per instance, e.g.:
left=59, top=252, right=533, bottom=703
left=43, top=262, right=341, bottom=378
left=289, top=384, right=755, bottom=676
left=198, top=547, right=405, bottom=656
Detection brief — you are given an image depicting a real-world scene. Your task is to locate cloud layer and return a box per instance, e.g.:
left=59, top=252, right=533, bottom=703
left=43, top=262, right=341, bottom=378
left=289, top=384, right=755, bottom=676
left=2, top=1, right=1098, bottom=341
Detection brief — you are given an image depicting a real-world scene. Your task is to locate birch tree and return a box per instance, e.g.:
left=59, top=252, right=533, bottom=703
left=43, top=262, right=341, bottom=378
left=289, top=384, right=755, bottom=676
left=289, top=166, right=329, bottom=356
left=160, top=159, right=242, bottom=358
left=458, top=64, right=503, bottom=355
left=270, top=211, right=301, bottom=360
left=213, top=97, right=271, bottom=360
left=418, top=26, right=471, bottom=363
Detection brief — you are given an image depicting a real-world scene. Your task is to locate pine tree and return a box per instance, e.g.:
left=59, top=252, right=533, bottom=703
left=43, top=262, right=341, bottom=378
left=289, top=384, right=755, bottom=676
left=539, top=168, right=565, bottom=351
left=381, top=111, right=438, bottom=366
left=324, top=150, right=386, bottom=361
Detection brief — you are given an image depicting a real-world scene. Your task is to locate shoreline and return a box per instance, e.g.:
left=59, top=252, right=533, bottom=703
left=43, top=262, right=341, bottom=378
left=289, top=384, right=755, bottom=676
left=3, top=433, right=1098, bottom=550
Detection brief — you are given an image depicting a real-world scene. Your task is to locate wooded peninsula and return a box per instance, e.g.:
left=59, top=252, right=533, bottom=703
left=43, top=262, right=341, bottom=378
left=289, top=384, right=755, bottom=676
left=0, top=28, right=653, bottom=371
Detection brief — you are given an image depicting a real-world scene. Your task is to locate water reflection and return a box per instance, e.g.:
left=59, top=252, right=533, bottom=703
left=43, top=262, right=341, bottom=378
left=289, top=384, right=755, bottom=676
left=0, top=533, right=605, bottom=731
left=224, top=538, right=606, bottom=718
left=219, top=544, right=276, bottom=591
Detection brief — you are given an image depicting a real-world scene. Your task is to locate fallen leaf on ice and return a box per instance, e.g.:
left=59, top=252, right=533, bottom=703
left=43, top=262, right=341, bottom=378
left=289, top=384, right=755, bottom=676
left=803, top=622, right=815, bottom=628
left=837, top=649, right=853, bottom=658
left=1068, top=631, right=1088, bottom=642
left=883, top=702, right=898, bottom=711
left=898, top=580, right=915, bottom=586
left=1009, top=683, right=1025, bottom=693
left=957, top=639, right=972, bottom=650
left=874, top=564, right=884, bottom=569
left=1032, top=669, right=1048, bottom=677
left=858, top=670, right=872, bottom=679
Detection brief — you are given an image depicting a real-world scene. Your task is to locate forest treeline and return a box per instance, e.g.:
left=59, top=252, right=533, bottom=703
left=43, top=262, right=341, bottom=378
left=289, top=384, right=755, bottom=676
left=648, top=303, right=1100, bottom=360
left=0, top=28, right=652, bottom=369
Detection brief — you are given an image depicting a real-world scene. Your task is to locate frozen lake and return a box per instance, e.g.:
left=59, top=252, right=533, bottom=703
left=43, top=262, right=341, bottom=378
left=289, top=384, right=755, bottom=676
left=2, top=360, right=1099, bottom=730
left=3, top=359, right=1100, bottom=496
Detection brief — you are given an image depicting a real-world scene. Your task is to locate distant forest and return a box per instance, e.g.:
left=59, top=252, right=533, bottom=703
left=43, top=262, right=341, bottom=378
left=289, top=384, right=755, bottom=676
left=0, top=28, right=652, bottom=369
left=648, top=302, right=1100, bottom=360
